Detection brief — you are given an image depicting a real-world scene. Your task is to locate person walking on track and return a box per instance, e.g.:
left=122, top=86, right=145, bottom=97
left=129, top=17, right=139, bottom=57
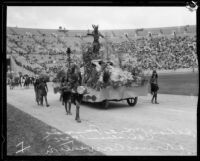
left=21, top=76, right=25, bottom=88
left=60, top=76, right=65, bottom=105
left=61, top=75, right=72, bottom=115
left=19, top=75, right=23, bottom=88
left=24, top=75, right=30, bottom=89
left=150, top=70, right=159, bottom=104
left=68, top=64, right=83, bottom=123
left=38, top=78, right=50, bottom=107
left=33, top=76, right=40, bottom=105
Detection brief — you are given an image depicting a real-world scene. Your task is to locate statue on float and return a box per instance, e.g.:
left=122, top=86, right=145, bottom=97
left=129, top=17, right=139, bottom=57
left=87, top=24, right=104, bottom=58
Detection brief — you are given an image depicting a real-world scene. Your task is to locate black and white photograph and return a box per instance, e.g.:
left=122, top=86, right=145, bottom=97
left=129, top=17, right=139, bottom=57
left=5, top=5, right=198, bottom=156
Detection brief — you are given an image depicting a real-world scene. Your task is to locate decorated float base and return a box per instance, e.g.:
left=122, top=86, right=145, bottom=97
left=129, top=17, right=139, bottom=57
left=82, top=80, right=149, bottom=108
left=53, top=80, right=149, bottom=108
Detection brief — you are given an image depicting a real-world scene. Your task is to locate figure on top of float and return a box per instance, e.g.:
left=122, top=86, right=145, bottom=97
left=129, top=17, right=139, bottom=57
left=87, top=25, right=104, bottom=54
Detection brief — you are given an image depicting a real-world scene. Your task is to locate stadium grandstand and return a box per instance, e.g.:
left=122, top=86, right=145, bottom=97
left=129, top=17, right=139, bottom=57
left=7, top=25, right=197, bottom=78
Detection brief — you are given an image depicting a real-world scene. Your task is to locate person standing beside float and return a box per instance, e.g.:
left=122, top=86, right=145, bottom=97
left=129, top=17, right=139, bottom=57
left=150, top=70, right=159, bottom=104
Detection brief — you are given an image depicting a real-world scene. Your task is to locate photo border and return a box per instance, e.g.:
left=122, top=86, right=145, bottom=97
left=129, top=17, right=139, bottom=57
left=1, top=0, right=199, bottom=160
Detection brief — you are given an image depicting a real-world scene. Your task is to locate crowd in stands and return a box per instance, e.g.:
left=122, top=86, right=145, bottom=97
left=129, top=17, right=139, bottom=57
left=7, top=27, right=197, bottom=77
left=113, top=35, right=197, bottom=70
left=7, top=32, right=68, bottom=55
left=14, top=57, right=40, bottom=75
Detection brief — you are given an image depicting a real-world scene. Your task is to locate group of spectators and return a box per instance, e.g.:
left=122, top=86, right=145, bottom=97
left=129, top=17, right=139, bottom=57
left=7, top=31, right=67, bottom=56
left=7, top=74, right=35, bottom=89
left=7, top=28, right=197, bottom=76
left=112, top=35, right=197, bottom=70
left=14, top=57, right=41, bottom=75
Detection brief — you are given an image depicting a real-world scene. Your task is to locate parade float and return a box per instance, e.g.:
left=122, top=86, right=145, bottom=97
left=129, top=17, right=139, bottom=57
left=54, top=25, right=149, bottom=108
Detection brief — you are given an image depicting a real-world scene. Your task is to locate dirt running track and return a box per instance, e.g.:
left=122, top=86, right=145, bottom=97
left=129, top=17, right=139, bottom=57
left=7, top=83, right=197, bottom=155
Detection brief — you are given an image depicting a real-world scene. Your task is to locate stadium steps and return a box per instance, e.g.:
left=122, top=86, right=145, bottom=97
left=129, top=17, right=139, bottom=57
left=10, top=56, right=35, bottom=76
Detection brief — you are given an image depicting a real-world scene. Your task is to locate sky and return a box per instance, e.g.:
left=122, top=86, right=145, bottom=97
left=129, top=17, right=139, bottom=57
left=7, top=6, right=196, bottom=30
